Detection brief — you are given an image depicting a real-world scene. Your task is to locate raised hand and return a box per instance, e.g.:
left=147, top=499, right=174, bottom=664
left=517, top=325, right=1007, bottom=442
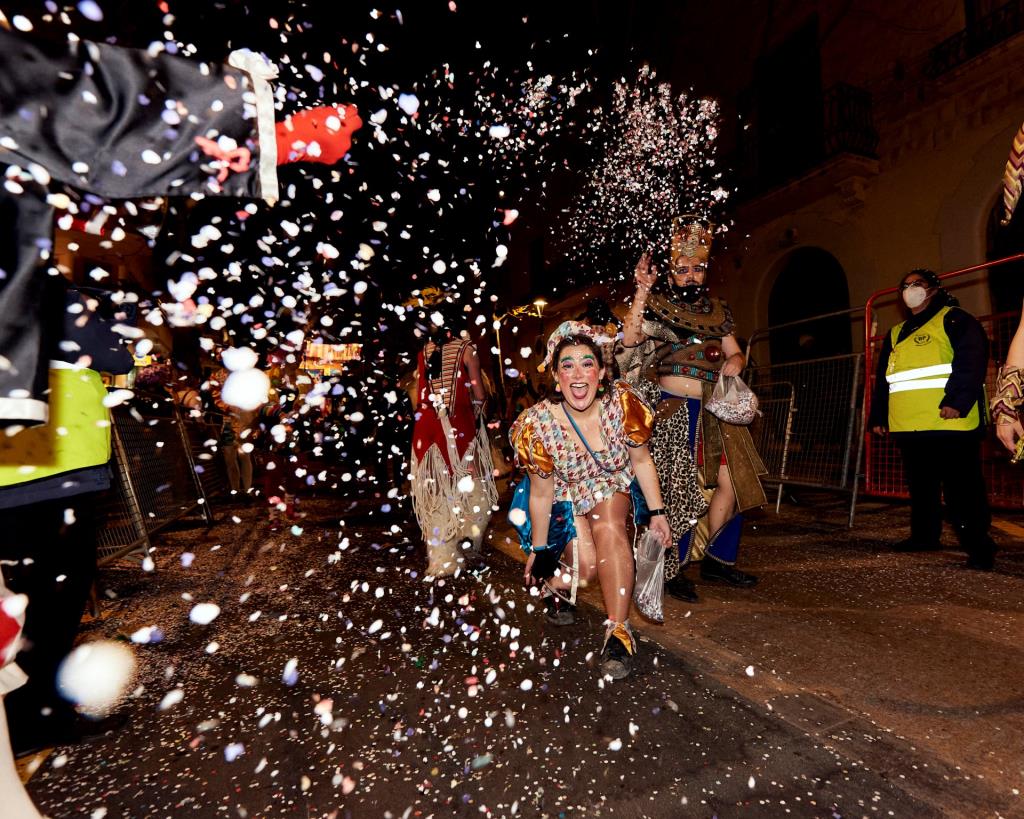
left=634, top=252, right=657, bottom=293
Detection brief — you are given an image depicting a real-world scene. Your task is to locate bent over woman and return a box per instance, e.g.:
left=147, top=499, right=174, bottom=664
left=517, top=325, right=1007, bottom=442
left=510, top=322, right=671, bottom=679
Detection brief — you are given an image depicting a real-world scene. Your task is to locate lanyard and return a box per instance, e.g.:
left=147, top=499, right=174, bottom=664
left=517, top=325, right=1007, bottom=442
left=561, top=403, right=618, bottom=475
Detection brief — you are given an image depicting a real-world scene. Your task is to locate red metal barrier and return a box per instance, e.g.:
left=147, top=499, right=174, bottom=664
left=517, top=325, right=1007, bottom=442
left=862, top=253, right=1024, bottom=507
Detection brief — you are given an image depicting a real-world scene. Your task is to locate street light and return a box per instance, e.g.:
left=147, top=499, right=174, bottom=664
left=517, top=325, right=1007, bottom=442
left=493, top=297, right=548, bottom=391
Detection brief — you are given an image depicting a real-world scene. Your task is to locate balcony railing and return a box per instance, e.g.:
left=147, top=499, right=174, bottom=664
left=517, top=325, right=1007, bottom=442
left=927, top=0, right=1024, bottom=77
left=736, top=82, right=878, bottom=197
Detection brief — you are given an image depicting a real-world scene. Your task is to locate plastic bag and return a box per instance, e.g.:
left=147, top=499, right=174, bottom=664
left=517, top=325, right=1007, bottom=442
left=706, top=374, right=759, bottom=425
left=633, top=530, right=665, bottom=622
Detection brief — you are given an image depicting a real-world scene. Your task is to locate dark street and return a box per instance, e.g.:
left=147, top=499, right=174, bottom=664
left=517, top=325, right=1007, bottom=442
left=20, top=491, right=1022, bottom=818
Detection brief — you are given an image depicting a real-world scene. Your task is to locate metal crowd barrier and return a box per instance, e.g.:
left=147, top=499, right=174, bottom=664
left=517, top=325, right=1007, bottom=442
left=863, top=254, right=1024, bottom=510
left=95, top=395, right=222, bottom=566
left=743, top=312, right=866, bottom=526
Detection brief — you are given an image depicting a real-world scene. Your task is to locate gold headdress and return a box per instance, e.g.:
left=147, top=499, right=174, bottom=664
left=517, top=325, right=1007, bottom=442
left=670, top=215, right=715, bottom=269
left=402, top=287, right=452, bottom=309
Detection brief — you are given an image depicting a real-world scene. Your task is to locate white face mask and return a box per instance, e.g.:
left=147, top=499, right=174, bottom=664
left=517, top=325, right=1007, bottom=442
left=902, top=284, right=930, bottom=309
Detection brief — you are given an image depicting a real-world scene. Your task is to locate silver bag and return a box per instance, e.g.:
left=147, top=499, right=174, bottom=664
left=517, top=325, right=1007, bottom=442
left=633, top=530, right=665, bottom=622
left=706, top=374, right=759, bottom=425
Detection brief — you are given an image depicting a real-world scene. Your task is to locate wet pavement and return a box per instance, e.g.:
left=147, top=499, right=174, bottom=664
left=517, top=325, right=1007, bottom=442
left=21, top=488, right=1024, bottom=818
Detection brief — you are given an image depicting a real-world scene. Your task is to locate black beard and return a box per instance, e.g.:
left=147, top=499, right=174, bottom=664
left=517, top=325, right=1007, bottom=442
left=674, top=284, right=709, bottom=304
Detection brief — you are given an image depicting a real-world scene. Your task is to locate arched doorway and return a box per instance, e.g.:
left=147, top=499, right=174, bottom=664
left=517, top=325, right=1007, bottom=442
left=767, top=247, right=851, bottom=363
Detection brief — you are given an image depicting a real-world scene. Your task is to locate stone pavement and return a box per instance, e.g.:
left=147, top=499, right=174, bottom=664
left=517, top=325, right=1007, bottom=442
left=486, top=488, right=1024, bottom=818
left=18, top=489, right=1024, bottom=818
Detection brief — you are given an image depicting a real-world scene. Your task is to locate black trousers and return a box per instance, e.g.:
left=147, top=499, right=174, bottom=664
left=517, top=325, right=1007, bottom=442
left=896, top=433, right=996, bottom=559
left=0, top=495, right=98, bottom=746
left=0, top=29, right=266, bottom=426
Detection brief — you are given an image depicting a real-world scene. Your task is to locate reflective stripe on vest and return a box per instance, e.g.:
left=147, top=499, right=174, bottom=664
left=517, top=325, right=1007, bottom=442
left=885, top=363, right=953, bottom=385
left=886, top=306, right=979, bottom=432
left=0, top=367, right=112, bottom=488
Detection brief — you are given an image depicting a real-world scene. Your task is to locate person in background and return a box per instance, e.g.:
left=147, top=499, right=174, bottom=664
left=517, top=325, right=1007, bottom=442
left=371, top=372, right=415, bottom=493
left=253, top=381, right=304, bottom=529
left=209, top=364, right=258, bottom=501
left=409, top=302, right=497, bottom=576
left=619, top=217, right=766, bottom=604
left=0, top=277, right=134, bottom=756
left=869, top=269, right=996, bottom=571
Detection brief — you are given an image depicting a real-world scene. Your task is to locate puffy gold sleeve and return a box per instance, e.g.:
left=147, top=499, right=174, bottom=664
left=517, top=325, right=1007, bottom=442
left=509, top=412, right=554, bottom=477
left=615, top=380, right=654, bottom=446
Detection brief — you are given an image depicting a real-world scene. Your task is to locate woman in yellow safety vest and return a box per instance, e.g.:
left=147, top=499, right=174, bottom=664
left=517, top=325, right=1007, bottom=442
left=869, top=269, right=996, bottom=571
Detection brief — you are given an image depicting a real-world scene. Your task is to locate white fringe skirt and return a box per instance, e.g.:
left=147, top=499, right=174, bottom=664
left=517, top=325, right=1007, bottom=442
left=410, top=415, right=497, bottom=577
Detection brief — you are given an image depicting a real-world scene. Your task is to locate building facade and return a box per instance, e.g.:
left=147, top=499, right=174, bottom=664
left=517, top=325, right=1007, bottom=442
left=685, top=0, right=1024, bottom=360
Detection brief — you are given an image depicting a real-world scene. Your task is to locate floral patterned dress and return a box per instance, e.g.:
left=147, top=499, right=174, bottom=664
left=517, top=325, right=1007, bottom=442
left=510, top=381, right=654, bottom=516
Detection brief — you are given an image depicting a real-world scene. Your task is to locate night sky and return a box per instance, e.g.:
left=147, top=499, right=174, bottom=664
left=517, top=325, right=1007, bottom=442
left=3, top=1, right=718, bottom=372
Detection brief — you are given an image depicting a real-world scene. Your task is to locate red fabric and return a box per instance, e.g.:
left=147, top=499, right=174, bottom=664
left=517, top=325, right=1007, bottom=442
left=0, top=604, right=21, bottom=662
left=412, top=343, right=476, bottom=471
left=275, top=104, right=363, bottom=165
left=695, top=447, right=728, bottom=467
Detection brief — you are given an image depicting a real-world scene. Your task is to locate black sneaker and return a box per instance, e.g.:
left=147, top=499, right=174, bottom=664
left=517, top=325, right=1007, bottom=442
left=543, top=593, right=576, bottom=626
left=599, top=631, right=632, bottom=679
left=965, top=551, right=996, bottom=571
left=666, top=573, right=699, bottom=602
left=700, top=559, right=758, bottom=587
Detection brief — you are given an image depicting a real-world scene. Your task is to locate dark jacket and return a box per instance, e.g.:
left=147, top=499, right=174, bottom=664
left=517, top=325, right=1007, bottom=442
left=0, top=284, right=133, bottom=508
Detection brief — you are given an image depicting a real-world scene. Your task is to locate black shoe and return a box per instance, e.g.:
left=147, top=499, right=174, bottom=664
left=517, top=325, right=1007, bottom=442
left=700, top=559, right=758, bottom=587
left=599, top=628, right=634, bottom=679
left=665, top=573, right=699, bottom=603
left=543, top=593, right=576, bottom=626
left=965, top=553, right=995, bottom=571
left=891, top=538, right=941, bottom=553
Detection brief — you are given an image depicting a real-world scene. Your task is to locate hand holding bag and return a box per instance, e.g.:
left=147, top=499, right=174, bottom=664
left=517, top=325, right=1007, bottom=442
left=706, top=374, right=759, bottom=426
left=632, top=529, right=665, bottom=622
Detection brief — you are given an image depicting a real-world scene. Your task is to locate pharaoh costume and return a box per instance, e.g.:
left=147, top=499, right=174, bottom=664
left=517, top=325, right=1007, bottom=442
left=0, top=28, right=360, bottom=427
left=618, top=220, right=766, bottom=582
left=410, top=340, right=497, bottom=576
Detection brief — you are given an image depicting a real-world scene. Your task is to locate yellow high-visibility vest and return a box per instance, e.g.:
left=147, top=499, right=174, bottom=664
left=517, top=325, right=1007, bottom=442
left=886, top=306, right=979, bottom=432
left=0, top=365, right=112, bottom=488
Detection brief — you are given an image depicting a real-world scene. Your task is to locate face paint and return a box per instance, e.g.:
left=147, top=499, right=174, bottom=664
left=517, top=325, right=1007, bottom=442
left=556, top=346, right=604, bottom=412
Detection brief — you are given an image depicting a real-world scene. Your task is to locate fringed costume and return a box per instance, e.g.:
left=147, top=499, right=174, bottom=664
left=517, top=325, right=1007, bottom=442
left=410, top=340, right=496, bottom=576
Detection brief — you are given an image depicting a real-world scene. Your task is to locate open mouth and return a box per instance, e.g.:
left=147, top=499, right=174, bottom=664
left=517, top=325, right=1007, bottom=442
left=568, top=382, right=591, bottom=402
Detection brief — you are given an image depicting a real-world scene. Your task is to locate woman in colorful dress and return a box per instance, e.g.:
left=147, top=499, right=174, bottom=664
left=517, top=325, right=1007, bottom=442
left=410, top=312, right=497, bottom=577
left=510, top=322, right=671, bottom=680
left=619, top=217, right=766, bottom=604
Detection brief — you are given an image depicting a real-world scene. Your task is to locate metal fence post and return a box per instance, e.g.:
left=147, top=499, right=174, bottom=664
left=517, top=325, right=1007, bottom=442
left=173, top=403, right=214, bottom=526
left=101, top=410, right=153, bottom=566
